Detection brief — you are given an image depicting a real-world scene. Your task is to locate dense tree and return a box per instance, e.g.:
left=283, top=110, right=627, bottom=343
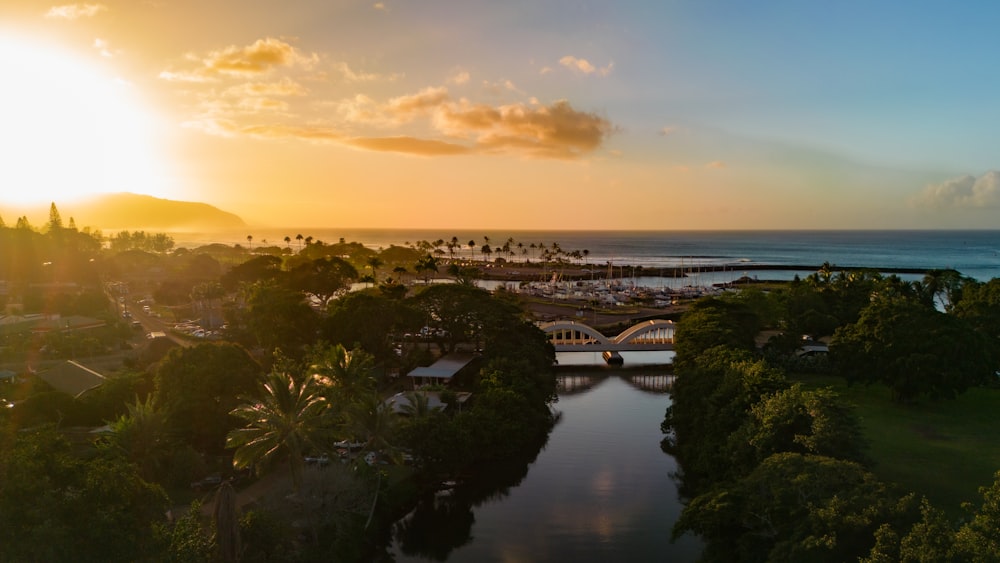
left=729, top=384, right=868, bottom=473
left=235, top=280, right=319, bottom=356
left=287, top=256, right=358, bottom=307
left=220, top=254, right=284, bottom=290
left=323, top=291, right=417, bottom=359
left=662, top=346, right=787, bottom=487
left=673, top=298, right=759, bottom=369
left=105, top=395, right=173, bottom=482
left=0, top=429, right=168, bottom=562
left=953, top=277, right=1000, bottom=368
left=832, top=298, right=994, bottom=401
left=154, top=342, right=263, bottom=453
left=676, top=453, right=916, bottom=563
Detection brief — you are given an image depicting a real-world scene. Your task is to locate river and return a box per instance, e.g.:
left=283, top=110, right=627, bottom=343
left=389, top=357, right=702, bottom=562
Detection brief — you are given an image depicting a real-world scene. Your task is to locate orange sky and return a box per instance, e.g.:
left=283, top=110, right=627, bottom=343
left=2, top=1, right=999, bottom=230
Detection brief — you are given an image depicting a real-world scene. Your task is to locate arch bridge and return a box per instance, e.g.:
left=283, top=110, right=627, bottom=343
left=539, top=319, right=675, bottom=352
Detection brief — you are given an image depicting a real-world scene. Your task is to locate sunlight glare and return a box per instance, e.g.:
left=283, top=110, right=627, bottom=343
left=0, top=36, right=172, bottom=206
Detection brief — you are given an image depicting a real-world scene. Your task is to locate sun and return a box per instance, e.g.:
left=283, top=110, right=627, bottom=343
left=0, top=35, right=172, bottom=207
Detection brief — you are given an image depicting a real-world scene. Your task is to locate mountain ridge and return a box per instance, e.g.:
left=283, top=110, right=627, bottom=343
left=0, top=193, right=246, bottom=231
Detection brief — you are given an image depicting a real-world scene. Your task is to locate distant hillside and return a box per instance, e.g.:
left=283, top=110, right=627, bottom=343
left=62, top=193, right=246, bottom=231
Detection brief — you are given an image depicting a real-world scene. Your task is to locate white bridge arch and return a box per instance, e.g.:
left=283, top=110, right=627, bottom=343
left=539, top=319, right=675, bottom=351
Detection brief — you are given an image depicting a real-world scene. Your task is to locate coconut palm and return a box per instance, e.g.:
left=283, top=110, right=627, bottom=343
left=107, top=395, right=171, bottom=482
left=226, top=369, right=330, bottom=493
left=296, top=233, right=304, bottom=250
left=284, top=235, right=291, bottom=249
left=310, top=344, right=377, bottom=406
left=366, top=256, right=384, bottom=284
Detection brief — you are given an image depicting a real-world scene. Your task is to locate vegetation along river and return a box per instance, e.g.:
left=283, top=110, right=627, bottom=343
left=389, top=353, right=702, bottom=562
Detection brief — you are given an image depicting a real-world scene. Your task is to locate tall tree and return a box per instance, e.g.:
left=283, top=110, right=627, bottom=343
left=227, top=368, right=330, bottom=493
left=47, top=202, right=63, bottom=231
left=154, top=342, right=263, bottom=453
left=832, top=298, right=993, bottom=402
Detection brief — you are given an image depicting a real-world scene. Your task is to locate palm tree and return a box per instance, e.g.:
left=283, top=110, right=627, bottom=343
left=296, top=233, right=304, bottom=250
left=108, top=395, right=171, bottom=482
left=213, top=482, right=241, bottom=563
left=393, top=266, right=409, bottom=285
left=468, top=240, right=476, bottom=262
left=227, top=369, right=330, bottom=493
left=366, top=256, right=384, bottom=285
left=310, top=344, right=376, bottom=406
left=415, top=253, right=439, bottom=284
left=284, top=236, right=291, bottom=249
left=399, top=391, right=435, bottom=417
left=246, top=235, right=253, bottom=251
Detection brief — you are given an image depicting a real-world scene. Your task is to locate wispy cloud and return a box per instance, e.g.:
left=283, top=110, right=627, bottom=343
left=705, top=161, right=727, bottom=169
left=559, top=55, right=614, bottom=77
left=160, top=38, right=317, bottom=82
left=163, top=39, right=615, bottom=159
left=224, top=77, right=308, bottom=98
left=659, top=126, right=676, bottom=136
left=333, top=61, right=400, bottom=82
left=373, top=2, right=388, bottom=11
left=45, top=3, right=106, bottom=19
left=93, top=37, right=113, bottom=57
left=345, top=136, right=470, bottom=156
left=911, top=171, right=1000, bottom=209
left=448, top=71, right=470, bottom=85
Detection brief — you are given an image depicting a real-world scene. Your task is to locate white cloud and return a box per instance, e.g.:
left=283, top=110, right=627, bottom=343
left=448, top=71, right=470, bottom=85
left=912, top=171, right=1000, bottom=209
left=93, top=38, right=113, bottom=57
left=559, top=56, right=614, bottom=77
left=45, top=3, right=106, bottom=19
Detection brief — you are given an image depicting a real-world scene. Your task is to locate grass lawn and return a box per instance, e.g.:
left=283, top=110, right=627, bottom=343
left=793, top=373, right=1000, bottom=518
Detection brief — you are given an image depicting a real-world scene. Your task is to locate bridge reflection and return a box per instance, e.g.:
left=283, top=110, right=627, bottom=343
left=556, top=373, right=674, bottom=395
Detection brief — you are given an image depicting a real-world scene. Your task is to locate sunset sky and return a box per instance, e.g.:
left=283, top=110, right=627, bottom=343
left=2, top=1, right=999, bottom=230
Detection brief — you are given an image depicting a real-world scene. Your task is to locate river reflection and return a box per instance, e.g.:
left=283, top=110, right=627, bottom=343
left=389, top=368, right=701, bottom=562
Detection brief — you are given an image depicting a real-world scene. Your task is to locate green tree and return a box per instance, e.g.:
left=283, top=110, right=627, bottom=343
left=154, top=342, right=263, bottom=453
left=673, top=298, right=759, bottom=369
left=309, top=343, right=377, bottom=408
left=106, top=394, right=173, bottom=482
left=662, top=346, right=787, bottom=487
left=832, top=298, right=994, bottom=402
left=287, top=256, right=358, bottom=307
left=676, top=453, right=915, bottom=563
left=729, top=384, right=868, bottom=473
left=323, top=291, right=419, bottom=360
left=0, top=429, right=169, bottom=562
left=227, top=368, right=330, bottom=493
left=239, top=280, right=319, bottom=356
left=414, top=253, right=440, bottom=284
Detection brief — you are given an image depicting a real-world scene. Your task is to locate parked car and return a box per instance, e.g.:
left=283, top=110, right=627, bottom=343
left=190, top=474, right=222, bottom=490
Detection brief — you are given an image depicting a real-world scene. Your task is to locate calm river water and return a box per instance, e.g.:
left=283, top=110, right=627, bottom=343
left=389, top=354, right=702, bottom=562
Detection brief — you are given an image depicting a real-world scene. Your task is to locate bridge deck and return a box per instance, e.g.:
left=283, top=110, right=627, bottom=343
left=554, top=342, right=675, bottom=352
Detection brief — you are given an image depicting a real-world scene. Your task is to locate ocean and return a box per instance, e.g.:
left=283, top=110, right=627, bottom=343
left=171, top=229, right=1000, bottom=282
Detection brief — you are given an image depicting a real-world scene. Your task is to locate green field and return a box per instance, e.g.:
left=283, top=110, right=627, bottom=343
left=794, top=374, right=1000, bottom=519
